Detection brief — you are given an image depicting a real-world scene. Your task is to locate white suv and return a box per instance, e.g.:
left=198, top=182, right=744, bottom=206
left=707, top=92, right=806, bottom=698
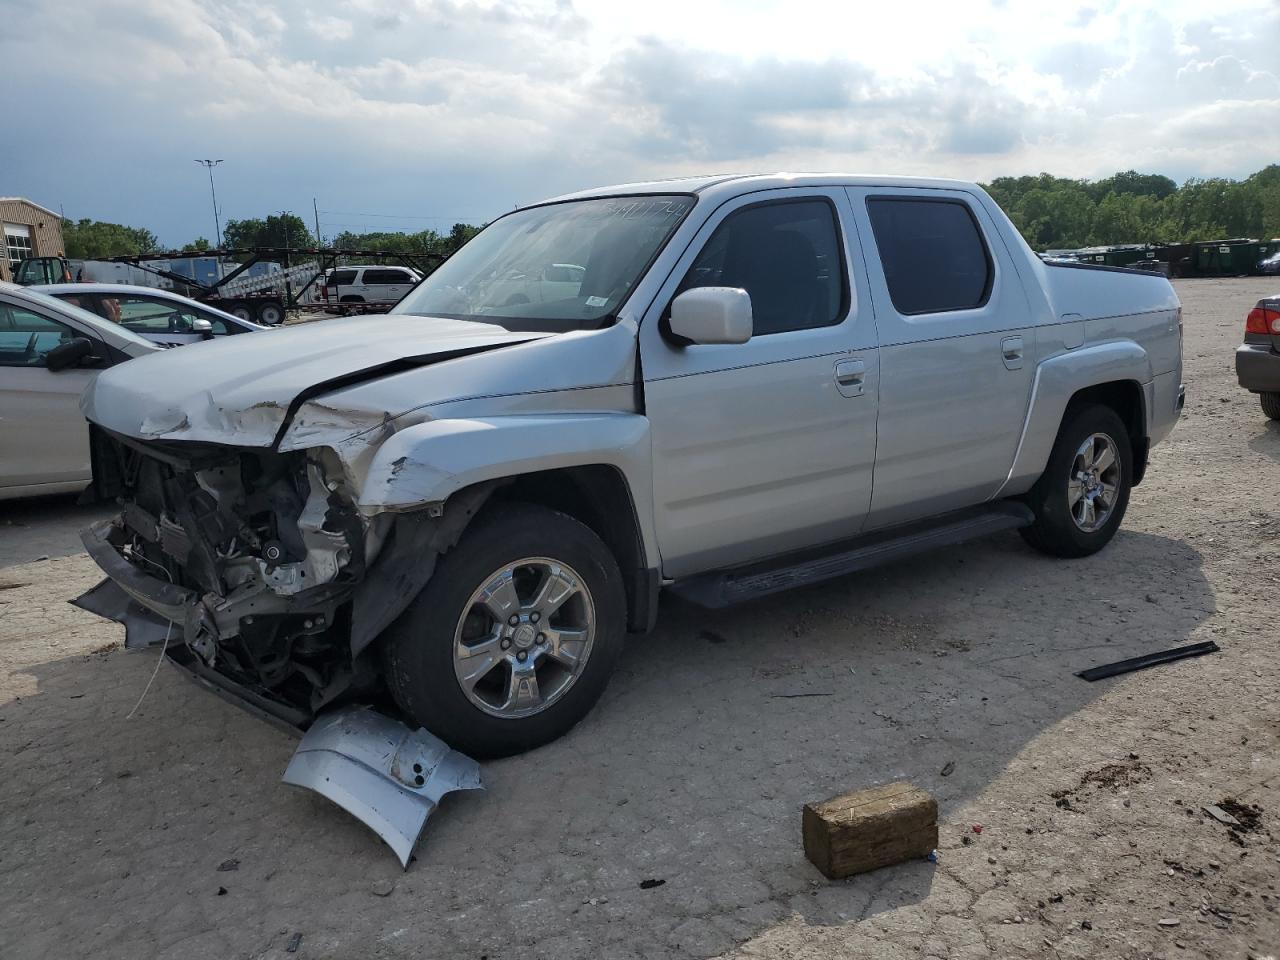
left=321, top=265, right=421, bottom=307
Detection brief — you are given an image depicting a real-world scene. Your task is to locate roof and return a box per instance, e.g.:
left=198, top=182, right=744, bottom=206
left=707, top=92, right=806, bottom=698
left=541, top=173, right=981, bottom=205
left=0, top=197, right=61, bottom=219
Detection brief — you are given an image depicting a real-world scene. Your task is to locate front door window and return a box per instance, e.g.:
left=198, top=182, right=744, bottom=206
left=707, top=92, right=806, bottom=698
left=0, top=305, right=81, bottom=367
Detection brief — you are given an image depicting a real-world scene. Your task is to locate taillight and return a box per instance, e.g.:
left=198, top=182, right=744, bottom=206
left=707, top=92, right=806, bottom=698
left=1246, top=305, right=1280, bottom=335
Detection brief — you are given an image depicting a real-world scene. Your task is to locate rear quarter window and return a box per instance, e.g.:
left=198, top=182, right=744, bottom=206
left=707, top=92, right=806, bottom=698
left=362, top=269, right=413, bottom=284
left=866, top=197, right=993, bottom=315
left=329, top=269, right=358, bottom=285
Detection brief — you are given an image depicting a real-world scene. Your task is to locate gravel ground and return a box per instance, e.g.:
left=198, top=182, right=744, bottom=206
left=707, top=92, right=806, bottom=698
left=0, top=278, right=1276, bottom=960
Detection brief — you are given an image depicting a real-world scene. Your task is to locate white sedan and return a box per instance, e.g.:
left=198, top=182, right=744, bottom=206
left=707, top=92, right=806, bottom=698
left=0, top=282, right=159, bottom=500
left=33, top=283, right=266, bottom=347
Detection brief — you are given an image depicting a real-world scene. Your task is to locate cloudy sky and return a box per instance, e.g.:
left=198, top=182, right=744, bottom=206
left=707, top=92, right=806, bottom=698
left=2, top=0, right=1276, bottom=246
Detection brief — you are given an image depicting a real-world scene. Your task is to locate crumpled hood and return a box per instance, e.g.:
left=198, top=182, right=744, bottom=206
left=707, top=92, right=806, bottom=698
left=82, top=314, right=548, bottom=447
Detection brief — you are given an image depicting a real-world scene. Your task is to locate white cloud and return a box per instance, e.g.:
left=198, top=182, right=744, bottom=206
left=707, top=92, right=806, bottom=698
left=306, top=12, right=354, bottom=41
left=2, top=0, right=1277, bottom=243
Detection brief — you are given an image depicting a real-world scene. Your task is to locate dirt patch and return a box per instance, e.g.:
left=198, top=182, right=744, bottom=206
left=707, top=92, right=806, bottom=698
left=1052, top=757, right=1151, bottom=808
left=1079, top=758, right=1152, bottom=791
left=1217, top=798, right=1264, bottom=836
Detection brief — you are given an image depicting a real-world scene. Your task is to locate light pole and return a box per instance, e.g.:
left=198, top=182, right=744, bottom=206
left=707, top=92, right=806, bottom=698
left=194, top=159, right=224, bottom=248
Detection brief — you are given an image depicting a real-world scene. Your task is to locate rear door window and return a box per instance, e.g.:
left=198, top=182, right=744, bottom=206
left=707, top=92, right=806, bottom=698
left=362, top=269, right=412, bottom=284
left=865, top=198, right=992, bottom=315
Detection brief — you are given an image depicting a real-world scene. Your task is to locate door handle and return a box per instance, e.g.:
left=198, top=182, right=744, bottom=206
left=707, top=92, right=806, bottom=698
left=1000, top=336, right=1024, bottom=370
left=834, top=359, right=866, bottom=397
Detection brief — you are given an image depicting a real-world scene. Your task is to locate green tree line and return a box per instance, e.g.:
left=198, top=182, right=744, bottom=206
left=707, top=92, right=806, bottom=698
left=62, top=218, right=159, bottom=259
left=327, top=222, right=483, bottom=261
left=982, top=165, right=1280, bottom=250
left=61, top=211, right=483, bottom=260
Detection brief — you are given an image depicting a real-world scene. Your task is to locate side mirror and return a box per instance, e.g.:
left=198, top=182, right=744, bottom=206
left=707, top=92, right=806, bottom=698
left=668, top=287, right=753, bottom=345
left=45, top=337, right=96, bottom=372
left=190, top=317, right=214, bottom=340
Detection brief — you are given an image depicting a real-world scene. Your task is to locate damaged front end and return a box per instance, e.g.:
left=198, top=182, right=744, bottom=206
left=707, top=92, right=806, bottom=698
left=76, top=429, right=377, bottom=723
left=74, top=427, right=491, bottom=863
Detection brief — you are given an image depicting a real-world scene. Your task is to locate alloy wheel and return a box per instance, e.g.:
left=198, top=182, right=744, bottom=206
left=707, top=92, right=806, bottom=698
left=451, top=558, right=596, bottom=719
left=1067, top=432, right=1121, bottom=532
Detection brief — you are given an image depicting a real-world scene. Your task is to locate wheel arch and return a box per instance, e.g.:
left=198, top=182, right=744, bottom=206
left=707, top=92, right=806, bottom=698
left=1000, top=341, right=1154, bottom=495
left=1063, top=380, right=1149, bottom=485
left=487, top=465, right=658, bottom=633
left=350, top=409, right=662, bottom=643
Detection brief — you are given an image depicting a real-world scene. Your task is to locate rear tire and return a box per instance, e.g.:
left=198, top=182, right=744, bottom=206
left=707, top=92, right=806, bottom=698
left=1261, top=392, right=1280, bottom=420
left=382, top=503, right=626, bottom=758
left=1020, top=404, right=1132, bottom=558
left=256, top=300, right=284, bottom=325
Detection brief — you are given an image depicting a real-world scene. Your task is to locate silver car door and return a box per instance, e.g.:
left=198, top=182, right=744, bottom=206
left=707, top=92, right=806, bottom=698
left=640, top=188, right=880, bottom=579
left=0, top=302, right=101, bottom=489
left=845, top=186, right=1035, bottom=529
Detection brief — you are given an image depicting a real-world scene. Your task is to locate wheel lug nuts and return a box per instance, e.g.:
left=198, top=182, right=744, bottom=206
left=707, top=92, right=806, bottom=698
left=530, top=611, right=540, bottom=623
left=501, top=638, right=511, bottom=650
left=516, top=650, right=528, bottom=663
left=508, top=615, right=519, bottom=626
left=536, top=633, right=546, bottom=644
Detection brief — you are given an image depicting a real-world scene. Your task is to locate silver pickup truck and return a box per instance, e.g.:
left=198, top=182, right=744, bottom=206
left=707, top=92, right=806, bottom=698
left=77, top=174, right=1184, bottom=760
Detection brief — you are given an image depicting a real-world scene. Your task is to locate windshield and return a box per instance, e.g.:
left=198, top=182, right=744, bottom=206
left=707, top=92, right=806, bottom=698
left=393, top=195, right=695, bottom=332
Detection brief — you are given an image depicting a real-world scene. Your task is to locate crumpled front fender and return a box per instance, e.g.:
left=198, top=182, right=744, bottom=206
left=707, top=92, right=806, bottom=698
left=354, top=412, right=651, bottom=513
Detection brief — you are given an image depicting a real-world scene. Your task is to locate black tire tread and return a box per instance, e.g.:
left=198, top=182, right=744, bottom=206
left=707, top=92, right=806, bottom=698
left=1261, top=392, right=1280, bottom=420
left=1020, top=403, right=1132, bottom=558
left=381, top=502, right=626, bottom=758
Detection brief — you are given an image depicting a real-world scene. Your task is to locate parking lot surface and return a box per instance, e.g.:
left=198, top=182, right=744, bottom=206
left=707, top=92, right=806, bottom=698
left=1, top=278, right=1277, bottom=960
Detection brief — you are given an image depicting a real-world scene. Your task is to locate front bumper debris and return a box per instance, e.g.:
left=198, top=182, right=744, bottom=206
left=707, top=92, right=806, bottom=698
left=71, top=432, right=490, bottom=865
left=282, top=706, right=483, bottom=867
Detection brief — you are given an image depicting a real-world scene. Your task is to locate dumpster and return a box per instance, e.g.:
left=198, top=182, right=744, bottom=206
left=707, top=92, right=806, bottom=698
left=1103, top=246, right=1153, bottom=268
left=1194, top=239, right=1259, bottom=276
left=1153, top=243, right=1196, bottom=278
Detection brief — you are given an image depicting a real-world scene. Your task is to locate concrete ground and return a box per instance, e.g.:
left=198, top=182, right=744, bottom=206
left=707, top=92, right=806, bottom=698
left=0, top=278, right=1276, bottom=960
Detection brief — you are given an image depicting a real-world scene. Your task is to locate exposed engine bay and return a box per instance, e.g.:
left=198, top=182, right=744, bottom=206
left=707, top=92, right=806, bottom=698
left=75, top=426, right=491, bottom=727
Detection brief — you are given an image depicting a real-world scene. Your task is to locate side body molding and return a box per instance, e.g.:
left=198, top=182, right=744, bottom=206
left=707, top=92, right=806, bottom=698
left=997, top=340, right=1152, bottom=496
left=356, top=412, right=659, bottom=564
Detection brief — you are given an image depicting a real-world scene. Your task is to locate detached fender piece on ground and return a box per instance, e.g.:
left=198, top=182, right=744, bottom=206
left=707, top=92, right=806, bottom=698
left=282, top=705, right=483, bottom=867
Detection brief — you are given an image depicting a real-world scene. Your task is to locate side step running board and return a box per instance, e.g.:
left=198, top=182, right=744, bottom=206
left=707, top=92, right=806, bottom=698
left=669, top=501, right=1034, bottom=609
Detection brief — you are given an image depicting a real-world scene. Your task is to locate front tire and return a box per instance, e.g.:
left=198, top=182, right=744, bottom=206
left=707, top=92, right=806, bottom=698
left=1261, top=392, right=1280, bottom=420
left=1020, top=404, right=1132, bottom=558
left=226, top=301, right=254, bottom=322
left=382, top=503, right=626, bottom=758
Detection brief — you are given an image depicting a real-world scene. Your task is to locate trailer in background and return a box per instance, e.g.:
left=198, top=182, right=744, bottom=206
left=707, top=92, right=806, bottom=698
left=13, top=247, right=442, bottom=324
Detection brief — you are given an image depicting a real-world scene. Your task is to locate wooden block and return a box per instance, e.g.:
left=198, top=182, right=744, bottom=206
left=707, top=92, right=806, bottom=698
left=802, top=781, right=938, bottom=879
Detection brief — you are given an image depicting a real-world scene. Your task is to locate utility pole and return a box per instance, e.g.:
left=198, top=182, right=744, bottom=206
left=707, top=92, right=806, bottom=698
left=194, top=159, right=224, bottom=248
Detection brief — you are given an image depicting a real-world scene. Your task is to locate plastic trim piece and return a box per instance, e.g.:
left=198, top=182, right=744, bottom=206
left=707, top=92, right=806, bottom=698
left=282, top=706, right=483, bottom=867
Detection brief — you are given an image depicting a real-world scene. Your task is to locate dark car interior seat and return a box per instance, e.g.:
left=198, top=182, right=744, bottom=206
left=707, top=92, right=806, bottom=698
left=720, top=228, right=822, bottom=335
